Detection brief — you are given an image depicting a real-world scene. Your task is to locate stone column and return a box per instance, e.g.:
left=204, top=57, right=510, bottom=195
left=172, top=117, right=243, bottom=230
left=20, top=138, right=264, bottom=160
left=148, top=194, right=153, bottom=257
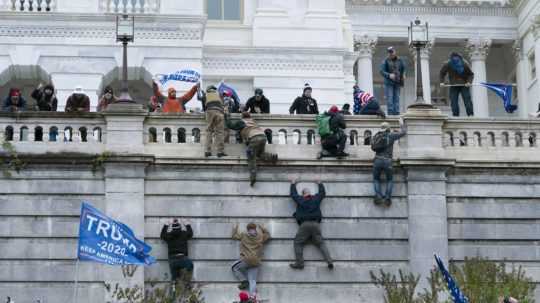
left=402, top=107, right=449, bottom=291
left=354, top=34, right=377, bottom=94
left=466, top=38, right=492, bottom=118
left=514, top=40, right=530, bottom=118
left=534, top=23, right=540, bottom=106
left=344, top=52, right=357, bottom=99
left=410, top=41, right=434, bottom=104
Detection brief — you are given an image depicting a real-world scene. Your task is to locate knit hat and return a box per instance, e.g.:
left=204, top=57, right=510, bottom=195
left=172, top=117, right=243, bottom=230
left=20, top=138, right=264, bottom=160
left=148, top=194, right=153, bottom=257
left=303, top=83, right=312, bottom=93
left=73, top=86, right=85, bottom=95
left=239, top=291, right=250, bottom=302
left=246, top=222, right=257, bottom=231
left=254, top=88, right=263, bottom=96
left=328, top=105, right=339, bottom=113
left=387, top=46, right=395, bottom=53
left=9, top=88, right=21, bottom=97
left=381, top=122, right=390, bottom=130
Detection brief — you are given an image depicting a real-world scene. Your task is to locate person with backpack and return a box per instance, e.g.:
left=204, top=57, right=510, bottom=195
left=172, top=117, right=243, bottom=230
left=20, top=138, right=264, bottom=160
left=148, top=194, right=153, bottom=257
left=231, top=222, right=270, bottom=298
left=370, top=118, right=407, bottom=206
left=316, top=105, right=348, bottom=159
left=353, top=85, right=386, bottom=118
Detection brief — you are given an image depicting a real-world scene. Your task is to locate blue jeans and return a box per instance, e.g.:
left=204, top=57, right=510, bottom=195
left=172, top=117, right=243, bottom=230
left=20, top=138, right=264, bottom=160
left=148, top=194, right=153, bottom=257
left=449, top=86, right=473, bottom=116
left=373, top=157, right=393, bottom=199
left=384, top=84, right=401, bottom=115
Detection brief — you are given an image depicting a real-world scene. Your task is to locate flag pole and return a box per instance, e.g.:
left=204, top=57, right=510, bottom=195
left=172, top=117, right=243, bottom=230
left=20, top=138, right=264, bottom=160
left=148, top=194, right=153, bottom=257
left=440, top=83, right=517, bottom=87
left=72, top=259, right=80, bottom=303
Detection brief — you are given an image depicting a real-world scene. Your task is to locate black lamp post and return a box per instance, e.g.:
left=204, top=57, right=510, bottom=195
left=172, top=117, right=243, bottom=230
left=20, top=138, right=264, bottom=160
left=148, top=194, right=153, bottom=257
left=408, top=18, right=432, bottom=108
left=116, top=14, right=135, bottom=103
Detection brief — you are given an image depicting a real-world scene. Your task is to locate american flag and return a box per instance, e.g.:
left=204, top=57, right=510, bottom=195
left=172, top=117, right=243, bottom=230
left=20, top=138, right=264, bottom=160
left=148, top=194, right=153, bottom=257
left=353, top=90, right=374, bottom=114
left=434, top=254, right=470, bottom=303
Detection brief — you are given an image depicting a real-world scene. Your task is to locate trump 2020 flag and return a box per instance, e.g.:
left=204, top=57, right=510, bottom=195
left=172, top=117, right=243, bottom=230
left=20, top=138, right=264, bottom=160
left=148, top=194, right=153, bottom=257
left=218, top=82, right=241, bottom=104
left=77, top=202, right=156, bottom=265
left=435, top=254, right=469, bottom=303
left=480, top=82, right=517, bottom=113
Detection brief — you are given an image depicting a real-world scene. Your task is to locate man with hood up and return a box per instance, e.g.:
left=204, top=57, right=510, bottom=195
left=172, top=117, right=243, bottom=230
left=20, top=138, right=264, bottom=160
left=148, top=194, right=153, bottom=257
left=440, top=52, right=475, bottom=117
left=231, top=222, right=270, bottom=298
left=289, top=83, right=319, bottom=115
left=31, top=83, right=58, bottom=111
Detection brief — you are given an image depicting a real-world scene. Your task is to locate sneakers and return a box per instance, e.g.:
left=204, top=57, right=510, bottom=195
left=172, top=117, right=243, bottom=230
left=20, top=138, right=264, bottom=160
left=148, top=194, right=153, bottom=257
left=250, top=173, right=257, bottom=187
left=204, top=152, right=212, bottom=157
left=238, top=280, right=249, bottom=290
left=374, top=197, right=384, bottom=206
left=217, top=152, right=228, bottom=158
left=384, top=198, right=392, bottom=207
left=289, top=263, right=304, bottom=270
left=327, top=262, right=334, bottom=270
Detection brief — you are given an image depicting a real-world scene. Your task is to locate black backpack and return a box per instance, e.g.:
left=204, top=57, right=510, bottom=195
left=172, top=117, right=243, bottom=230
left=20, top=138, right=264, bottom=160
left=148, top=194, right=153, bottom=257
left=371, top=131, right=389, bottom=152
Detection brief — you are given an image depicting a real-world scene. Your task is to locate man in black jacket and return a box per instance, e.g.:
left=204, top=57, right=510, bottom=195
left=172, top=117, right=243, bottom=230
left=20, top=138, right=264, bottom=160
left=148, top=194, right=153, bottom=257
left=289, top=83, right=319, bottom=115
left=318, top=105, right=348, bottom=159
left=31, top=83, right=58, bottom=111
left=160, top=218, right=194, bottom=282
left=245, top=88, right=270, bottom=114
left=289, top=177, right=333, bottom=270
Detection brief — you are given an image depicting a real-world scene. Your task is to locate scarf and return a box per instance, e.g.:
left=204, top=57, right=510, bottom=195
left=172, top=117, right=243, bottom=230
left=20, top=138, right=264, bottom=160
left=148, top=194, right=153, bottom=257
left=449, top=56, right=465, bottom=75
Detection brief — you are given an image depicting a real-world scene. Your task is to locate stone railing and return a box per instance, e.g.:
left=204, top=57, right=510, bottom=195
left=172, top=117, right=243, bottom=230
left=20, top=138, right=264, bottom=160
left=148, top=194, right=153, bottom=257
left=0, top=112, right=106, bottom=155
left=99, top=0, right=160, bottom=14
left=0, top=0, right=55, bottom=12
left=3, top=108, right=540, bottom=165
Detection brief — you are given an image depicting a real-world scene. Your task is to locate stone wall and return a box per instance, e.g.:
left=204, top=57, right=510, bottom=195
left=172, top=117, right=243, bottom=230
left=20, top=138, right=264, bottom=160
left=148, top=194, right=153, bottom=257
left=1, top=105, right=540, bottom=302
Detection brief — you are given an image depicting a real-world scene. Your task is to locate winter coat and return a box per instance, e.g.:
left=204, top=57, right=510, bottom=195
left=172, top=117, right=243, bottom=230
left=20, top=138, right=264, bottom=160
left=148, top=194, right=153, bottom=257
left=160, top=224, right=193, bottom=257
left=374, top=127, right=407, bottom=159
left=232, top=225, right=270, bottom=267
left=290, top=183, right=325, bottom=225
left=439, top=54, right=474, bottom=85
left=245, top=96, right=270, bottom=114
left=31, top=85, right=58, bottom=111
left=380, top=57, right=406, bottom=87
left=65, top=94, right=90, bottom=112
left=289, top=96, right=319, bottom=114
left=2, top=96, right=27, bottom=112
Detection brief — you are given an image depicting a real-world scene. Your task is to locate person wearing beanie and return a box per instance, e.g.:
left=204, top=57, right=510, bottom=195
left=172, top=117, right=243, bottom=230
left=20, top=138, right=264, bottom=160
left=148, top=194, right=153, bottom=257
left=289, top=83, right=319, bottom=115
left=317, top=105, right=348, bottom=159
left=239, top=291, right=251, bottom=302
left=353, top=86, right=386, bottom=118
left=3, top=88, right=27, bottom=112
left=370, top=118, right=407, bottom=207
left=96, top=86, right=118, bottom=112
left=31, top=83, right=57, bottom=111
left=340, top=103, right=351, bottom=115
left=151, top=78, right=199, bottom=114
left=379, top=47, right=406, bottom=115
left=231, top=222, right=270, bottom=296
left=65, top=86, right=90, bottom=112
left=245, top=88, right=270, bottom=114
left=197, top=85, right=227, bottom=158
left=160, top=218, right=194, bottom=282
left=440, top=52, right=475, bottom=117
left=225, top=111, right=278, bottom=186
left=289, top=177, right=334, bottom=270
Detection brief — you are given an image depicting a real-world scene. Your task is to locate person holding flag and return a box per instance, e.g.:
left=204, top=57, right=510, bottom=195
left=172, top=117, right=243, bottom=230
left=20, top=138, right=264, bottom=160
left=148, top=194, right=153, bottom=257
left=440, top=52, right=475, bottom=117
left=151, top=78, right=199, bottom=114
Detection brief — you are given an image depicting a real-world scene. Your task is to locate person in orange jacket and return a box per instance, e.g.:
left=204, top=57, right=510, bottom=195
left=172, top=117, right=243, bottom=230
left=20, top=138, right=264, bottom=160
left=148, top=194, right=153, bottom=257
left=151, top=80, right=199, bottom=113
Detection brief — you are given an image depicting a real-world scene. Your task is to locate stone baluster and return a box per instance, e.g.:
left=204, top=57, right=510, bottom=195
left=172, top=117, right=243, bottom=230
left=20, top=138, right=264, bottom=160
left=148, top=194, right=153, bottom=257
left=466, top=38, right=491, bottom=118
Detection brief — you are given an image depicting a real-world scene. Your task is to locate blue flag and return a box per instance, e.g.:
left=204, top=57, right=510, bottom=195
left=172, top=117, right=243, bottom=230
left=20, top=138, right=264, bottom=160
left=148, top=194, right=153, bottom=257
left=435, top=254, right=469, bottom=303
left=218, top=82, right=241, bottom=105
left=156, top=69, right=201, bottom=86
left=480, top=83, right=517, bottom=113
left=77, top=202, right=156, bottom=265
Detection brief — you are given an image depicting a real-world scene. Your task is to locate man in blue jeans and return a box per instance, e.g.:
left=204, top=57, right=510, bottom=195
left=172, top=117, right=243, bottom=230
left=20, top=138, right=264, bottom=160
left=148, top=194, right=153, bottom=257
left=439, top=52, right=475, bottom=116
left=379, top=47, right=406, bottom=115
left=371, top=119, right=407, bottom=206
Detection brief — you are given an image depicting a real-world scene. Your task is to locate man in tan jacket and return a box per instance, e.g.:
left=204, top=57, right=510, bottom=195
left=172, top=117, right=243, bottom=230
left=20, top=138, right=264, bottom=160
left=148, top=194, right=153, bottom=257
left=231, top=222, right=271, bottom=298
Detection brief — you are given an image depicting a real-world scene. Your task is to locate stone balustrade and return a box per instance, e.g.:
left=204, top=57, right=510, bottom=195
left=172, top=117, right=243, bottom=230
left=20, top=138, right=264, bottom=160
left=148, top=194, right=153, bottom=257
left=1, top=0, right=55, bottom=11
left=99, top=0, right=160, bottom=14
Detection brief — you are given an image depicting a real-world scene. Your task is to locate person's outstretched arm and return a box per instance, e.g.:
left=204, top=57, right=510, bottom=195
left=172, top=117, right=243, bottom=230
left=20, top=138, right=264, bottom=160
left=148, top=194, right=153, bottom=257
left=185, top=223, right=193, bottom=239
left=259, top=224, right=271, bottom=243
left=179, top=83, right=199, bottom=105
left=290, top=178, right=302, bottom=204
left=160, top=224, right=169, bottom=241
left=232, top=223, right=242, bottom=240
left=317, top=181, right=326, bottom=199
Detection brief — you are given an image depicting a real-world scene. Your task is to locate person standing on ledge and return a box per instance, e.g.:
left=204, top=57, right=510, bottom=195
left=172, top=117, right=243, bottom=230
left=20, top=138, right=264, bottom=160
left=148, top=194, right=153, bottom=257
left=289, top=177, right=334, bottom=270
left=379, top=47, right=406, bottom=116
left=160, top=218, right=194, bottom=283
left=151, top=80, right=199, bottom=114
left=225, top=112, right=278, bottom=186
left=198, top=85, right=227, bottom=158
left=439, top=52, right=475, bottom=117
left=231, top=222, right=270, bottom=299
left=289, top=83, right=319, bottom=115
left=370, top=118, right=407, bottom=207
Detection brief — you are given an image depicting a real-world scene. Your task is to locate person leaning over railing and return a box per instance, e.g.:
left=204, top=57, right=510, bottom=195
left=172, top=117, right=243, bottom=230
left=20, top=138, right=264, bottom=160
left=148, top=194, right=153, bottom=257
left=289, top=83, right=319, bottom=115
left=289, top=177, right=334, bottom=270
left=160, top=218, right=194, bottom=283
left=370, top=118, right=407, bottom=207
left=225, top=112, right=278, bottom=187
left=2, top=88, right=26, bottom=112
left=65, top=86, right=90, bottom=113
left=353, top=85, right=386, bottom=118
left=31, top=83, right=57, bottom=111
left=96, top=86, right=118, bottom=112
left=245, top=88, right=270, bottom=114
